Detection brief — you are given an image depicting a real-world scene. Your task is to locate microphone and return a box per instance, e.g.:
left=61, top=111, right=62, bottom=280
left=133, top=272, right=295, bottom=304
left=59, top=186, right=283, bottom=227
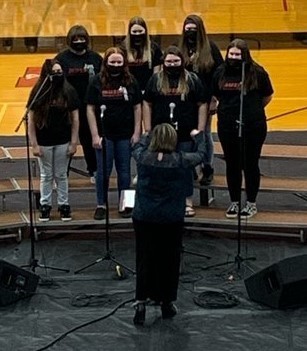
left=169, top=102, right=177, bottom=130
left=100, top=105, right=106, bottom=120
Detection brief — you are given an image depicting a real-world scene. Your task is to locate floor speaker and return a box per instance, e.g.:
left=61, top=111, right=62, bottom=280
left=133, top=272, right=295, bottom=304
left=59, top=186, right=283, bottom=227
left=0, top=260, right=39, bottom=306
left=244, top=254, right=307, bottom=309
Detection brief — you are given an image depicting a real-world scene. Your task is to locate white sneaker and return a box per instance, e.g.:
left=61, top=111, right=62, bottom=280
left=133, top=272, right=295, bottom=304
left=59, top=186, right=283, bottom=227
left=90, top=176, right=95, bottom=184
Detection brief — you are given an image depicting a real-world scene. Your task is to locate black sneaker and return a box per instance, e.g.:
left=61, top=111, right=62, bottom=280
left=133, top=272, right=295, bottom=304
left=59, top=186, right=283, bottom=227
left=161, top=302, right=177, bottom=319
left=199, top=165, right=214, bottom=186
left=58, top=204, right=72, bottom=221
left=133, top=302, right=146, bottom=326
left=39, top=205, right=51, bottom=222
left=120, top=207, right=133, bottom=218
left=94, top=207, right=106, bottom=220
left=240, top=202, right=257, bottom=219
left=226, top=202, right=239, bottom=218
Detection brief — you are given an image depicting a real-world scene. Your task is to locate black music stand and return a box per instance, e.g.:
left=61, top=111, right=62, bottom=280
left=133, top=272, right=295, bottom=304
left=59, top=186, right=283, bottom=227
left=74, top=105, right=134, bottom=276
left=15, top=71, right=69, bottom=273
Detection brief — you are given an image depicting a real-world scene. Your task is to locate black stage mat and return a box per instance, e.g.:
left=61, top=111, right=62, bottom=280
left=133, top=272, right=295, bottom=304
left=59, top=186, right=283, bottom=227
left=1, top=234, right=307, bottom=351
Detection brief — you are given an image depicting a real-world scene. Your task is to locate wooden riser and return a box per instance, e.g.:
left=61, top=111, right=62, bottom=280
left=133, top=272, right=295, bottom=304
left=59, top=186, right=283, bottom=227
left=1, top=207, right=306, bottom=243
left=0, top=211, right=25, bottom=242
left=6, top=175, right=307, bottom=196
left=4, top=143, right=307, bottom=161
left=198, top=175, right=307, bottom=194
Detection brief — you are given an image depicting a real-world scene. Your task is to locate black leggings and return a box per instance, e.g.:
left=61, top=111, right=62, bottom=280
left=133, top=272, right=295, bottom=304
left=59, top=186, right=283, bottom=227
left=218, top=126, right=267, bottom=203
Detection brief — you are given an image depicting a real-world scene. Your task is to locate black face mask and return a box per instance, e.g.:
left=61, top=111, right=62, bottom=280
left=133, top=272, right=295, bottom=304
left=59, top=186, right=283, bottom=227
left=107, top=65, right=124, bottom=77
left=184, top=30, right=197, bottom=46
left=164, top=65, right=183, bottom=79
left=71, top=41, right=87, bottom=52
left=130, top=34, right=146, bottom=47
left=227, top=58, right=243, bottom=69
left=50, top=73, right=64, bottom=85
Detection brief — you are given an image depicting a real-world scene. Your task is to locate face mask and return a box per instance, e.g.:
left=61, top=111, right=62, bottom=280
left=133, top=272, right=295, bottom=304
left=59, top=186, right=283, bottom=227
left=184, top=30, right=197, bottom=45
left=130, top=34, right=146, bottom=47
left=227, top=58, right=242, bottom=68
left=107, top=65, right=124, bottom=77
left=71, top=41, right=87, bottom=52
left=164, top=65, right=183, bottom=78
left=50, top=73, right=64, bottom=85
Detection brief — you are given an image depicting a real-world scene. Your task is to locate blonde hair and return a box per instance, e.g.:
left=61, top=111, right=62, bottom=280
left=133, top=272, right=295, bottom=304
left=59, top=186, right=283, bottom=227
left=149, top=123, right=177, bottom=153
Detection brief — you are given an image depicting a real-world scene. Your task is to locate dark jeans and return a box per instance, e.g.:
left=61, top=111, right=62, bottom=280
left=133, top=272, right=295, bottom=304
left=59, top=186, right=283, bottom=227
left=95, top=138, right=131, bottom=206
left=218, top=126, right=267, bottom=203
left=133, top=219, right=183, bottom=303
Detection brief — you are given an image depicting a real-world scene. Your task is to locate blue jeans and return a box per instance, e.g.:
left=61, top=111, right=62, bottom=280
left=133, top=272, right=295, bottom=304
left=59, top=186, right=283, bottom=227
left=177, top=140, right=194, bottom=197
left=95, top=138, right=131, bottom=206
left=38, top=143, right=70, bottom=206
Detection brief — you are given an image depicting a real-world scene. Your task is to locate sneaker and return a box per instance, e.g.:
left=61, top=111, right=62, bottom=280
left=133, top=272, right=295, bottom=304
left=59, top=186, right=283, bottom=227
left=58, top=204, right=72, bottom=221
left=120, top=207, right=133, bottom=218
left=240, top=202, right=257, bottom=219
left=199, top=165, right=214, bottom=186
left=226, top=202, right=239, bottom=218
left=94, top=206, right=106, bottom=220
left=90, top=176, right=96, bottom=184
left=133, top=302, right=146, bottom=326
left=161, top=302, right=177, bottom=319
left=39, top=205, right=51, bottom=222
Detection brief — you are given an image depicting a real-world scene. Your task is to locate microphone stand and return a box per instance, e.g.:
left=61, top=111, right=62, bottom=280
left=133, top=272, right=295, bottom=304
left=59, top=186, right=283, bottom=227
left=201, top=62, right=256, bottom=277
left=234, top=61, right=256, bottom=271
left=74, top=105, right=134, bottom=276
left=168, top=102, right=212, bottom=269
left=15, top=75, right=69, bottom=273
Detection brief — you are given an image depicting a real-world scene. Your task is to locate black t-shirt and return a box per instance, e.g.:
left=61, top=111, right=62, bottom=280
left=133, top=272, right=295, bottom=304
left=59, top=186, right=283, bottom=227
left=122, top=41, right=163, bottom=91
left=212, top=64, right=274, bottom=132
left=34, top=93, right=79, bottom=146
left=85, top=74, right=142, bottom=140
left=55, top=49, right=103, bottom=102
left=144, top=71, right=210, bottom=141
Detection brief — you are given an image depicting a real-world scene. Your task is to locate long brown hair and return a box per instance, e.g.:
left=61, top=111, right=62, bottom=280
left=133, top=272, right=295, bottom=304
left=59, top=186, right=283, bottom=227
left=179, top=14, right=214, bottom=74
left=101, top=47, right=133, bottom=88
left=219, top=38, right=260, bottom=91
left=123, top=16, right=152, bottom=68
left=27, top=59, right=75, bottom=128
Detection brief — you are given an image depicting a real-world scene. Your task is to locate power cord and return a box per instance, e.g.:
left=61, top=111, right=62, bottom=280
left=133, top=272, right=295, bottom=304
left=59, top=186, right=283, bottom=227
left=35, top=296, right=134, bottom=351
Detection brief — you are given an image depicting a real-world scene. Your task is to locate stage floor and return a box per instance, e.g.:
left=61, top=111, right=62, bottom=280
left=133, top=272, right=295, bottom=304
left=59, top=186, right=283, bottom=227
left=1, top=233, right=307, bottom=351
